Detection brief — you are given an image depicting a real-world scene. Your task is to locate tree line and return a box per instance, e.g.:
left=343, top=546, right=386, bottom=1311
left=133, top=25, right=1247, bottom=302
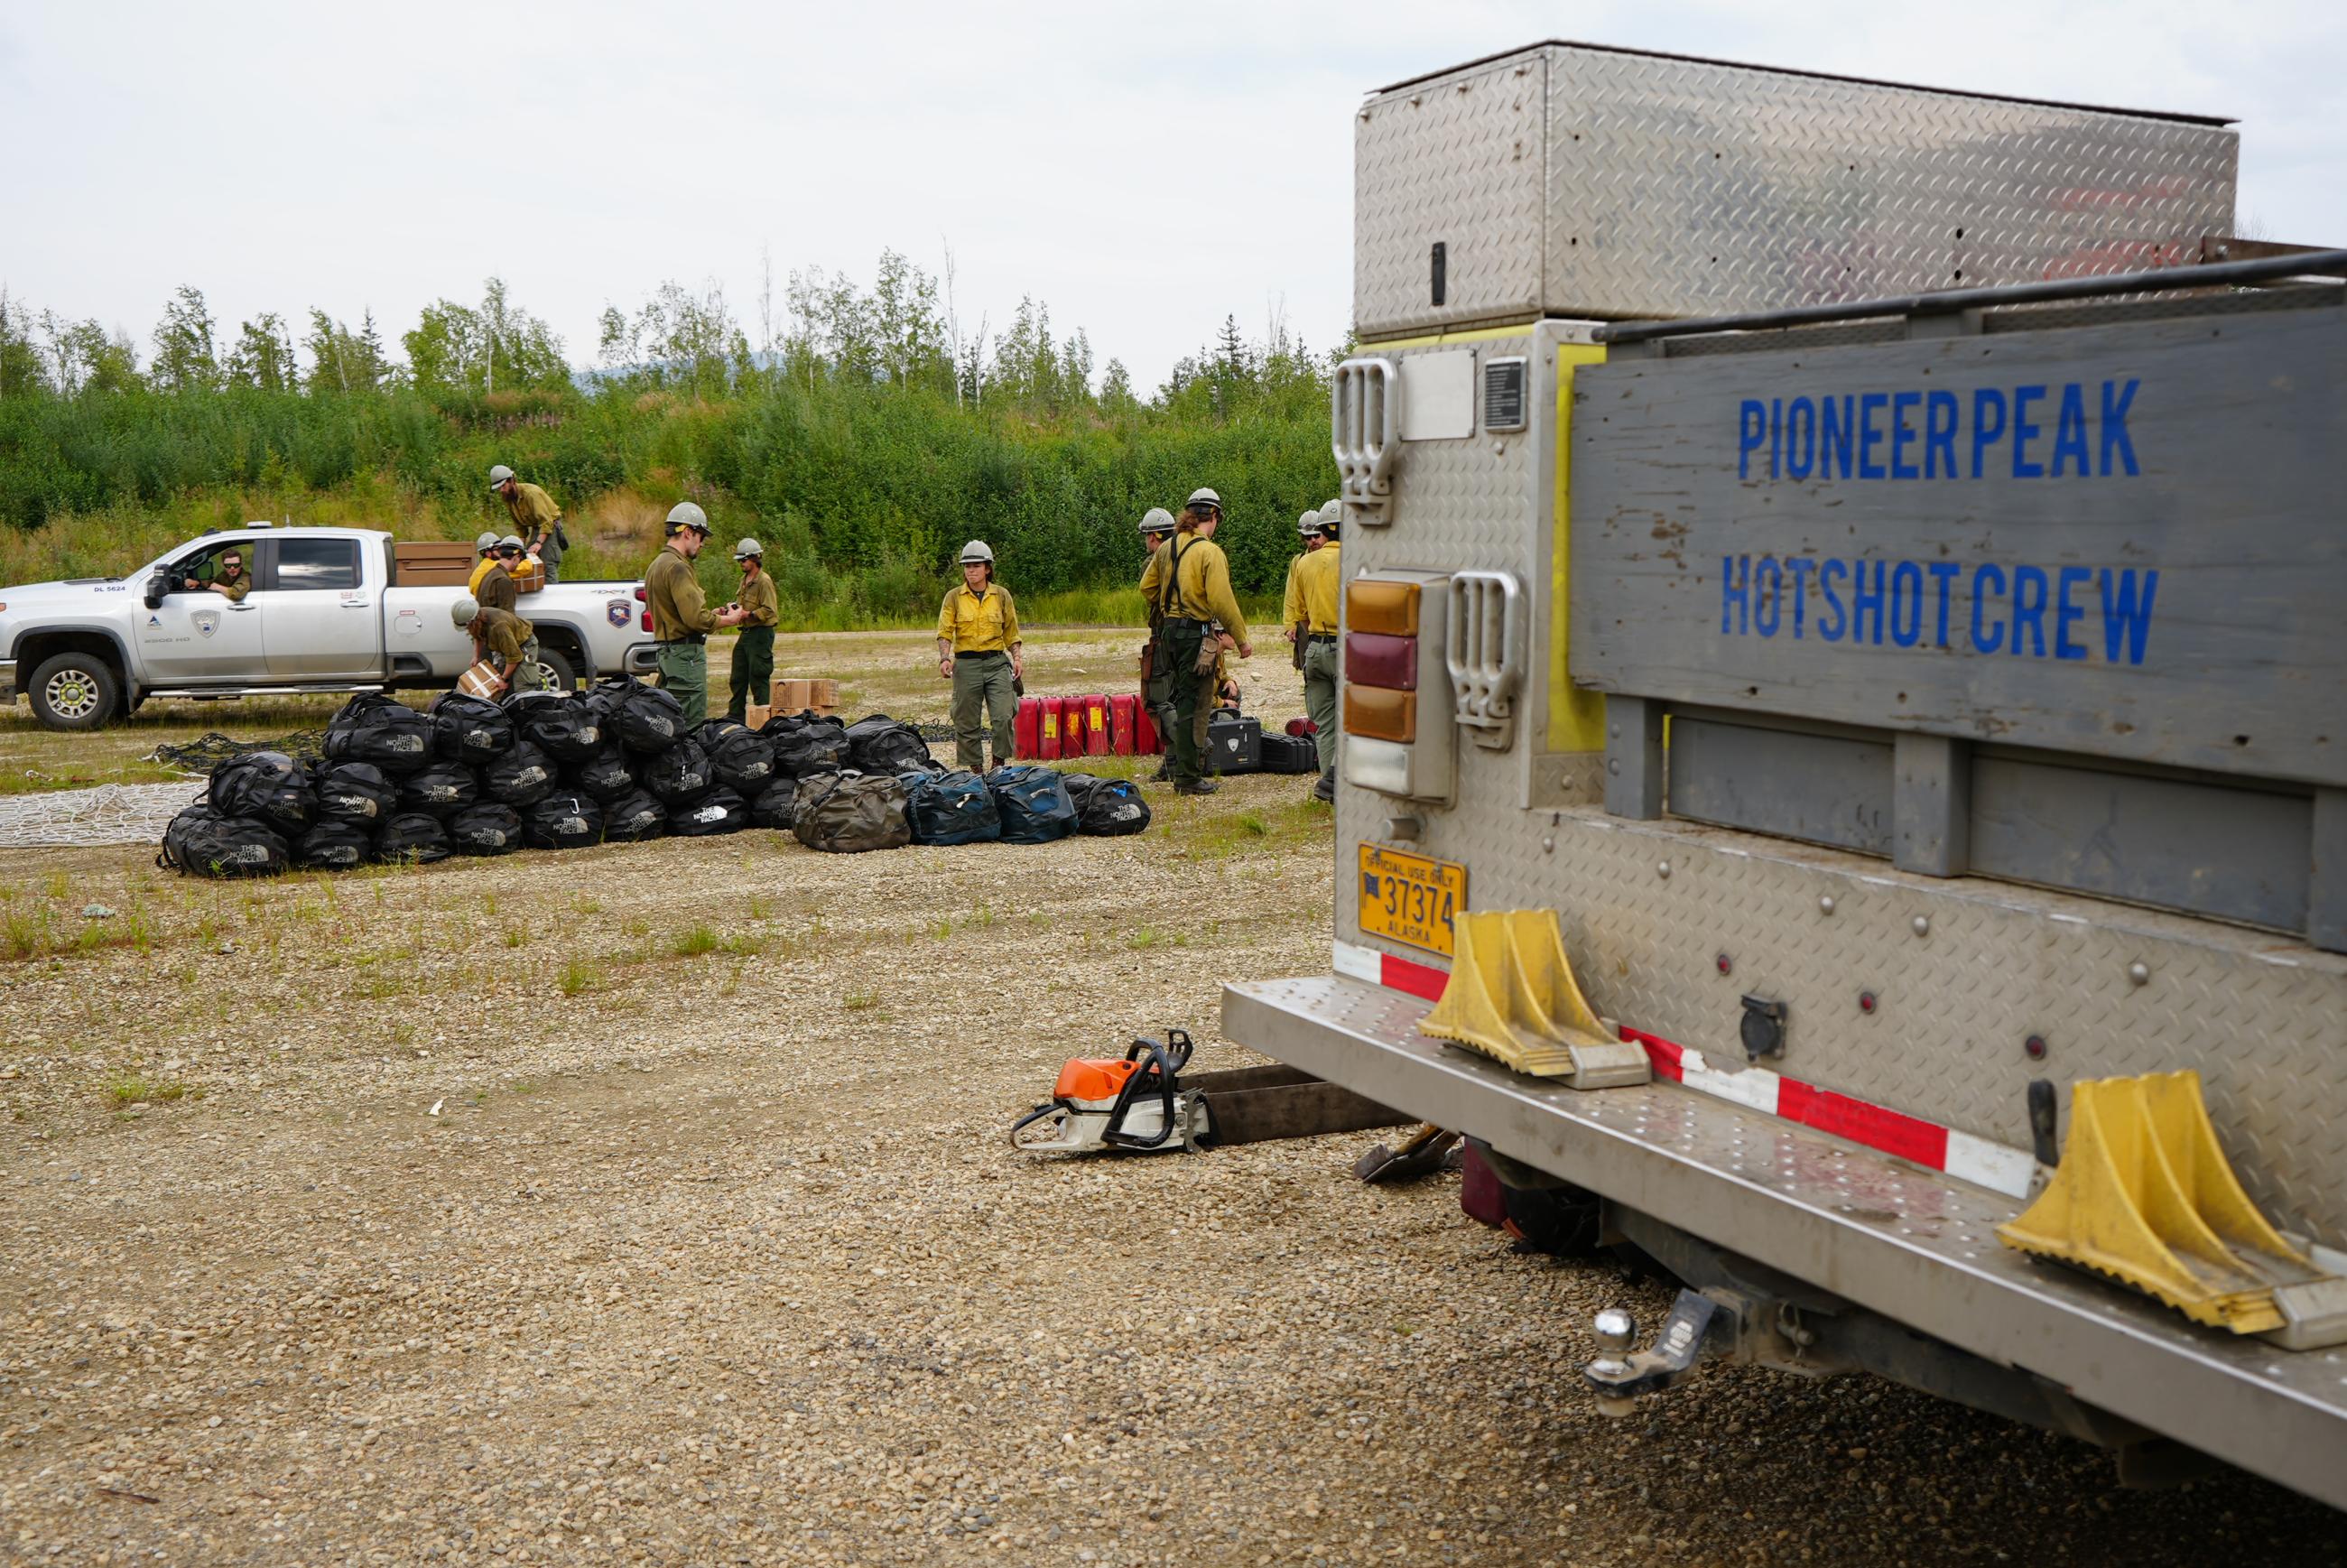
left=0, top=257, right=1343, bottom=607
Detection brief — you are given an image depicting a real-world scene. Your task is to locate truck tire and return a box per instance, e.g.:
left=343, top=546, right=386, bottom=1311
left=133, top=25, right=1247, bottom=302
left=26, top=651, right=120, bottom=730
left=532, top=645, right=577, bottom=692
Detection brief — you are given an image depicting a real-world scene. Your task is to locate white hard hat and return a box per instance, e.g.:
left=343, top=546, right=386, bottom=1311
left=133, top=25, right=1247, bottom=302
left=487, top=465, right=515, bottom=490
left=1138, top=507, right=1176, bottom=535
left=1297, top=509, right=1321, bottom=536
left=475, top=531, right=500, bottom=552
left=1184, top=487, right=1222, bottom=512
left=451, top=595, right=480, bottom=626
left=496, top=534, right=524, bottom=552
left=1320, top=498, right=1340, bottom=523
left=665, top=501, right=710, bottom=534
left=733, top=537, right=763, bottom=561
left=959, top=539, right=996, bottom=565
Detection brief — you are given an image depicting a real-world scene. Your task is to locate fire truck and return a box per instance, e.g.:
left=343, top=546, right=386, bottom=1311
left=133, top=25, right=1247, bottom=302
left=1222, top=41, right=2347, bottom=1508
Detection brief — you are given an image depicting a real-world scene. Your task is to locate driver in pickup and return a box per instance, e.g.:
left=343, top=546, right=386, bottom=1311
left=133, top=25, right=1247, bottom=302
left=183, top=549, right=250, bottom=602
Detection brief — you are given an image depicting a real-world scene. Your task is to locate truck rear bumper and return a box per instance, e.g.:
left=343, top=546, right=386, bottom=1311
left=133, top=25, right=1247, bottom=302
left=1223, top=970, right=2347, bottom=1511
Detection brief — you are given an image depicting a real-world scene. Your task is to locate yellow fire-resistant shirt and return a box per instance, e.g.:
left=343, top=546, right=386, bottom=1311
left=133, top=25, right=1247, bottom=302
left=502, top=481, right=561, bottom=552
left=736, top=569, right=779, bottom=628
left=468, top=556, right=499, bottom=596
left=645, top=546, right=716, bottom=641
left=936, top=583, right=1021, bottom=653
left=1152, top=532, right=1248, bottom=645
left=1292, top=540, right=1340, bottom=634
left=474, top=605, right=534, bottom=665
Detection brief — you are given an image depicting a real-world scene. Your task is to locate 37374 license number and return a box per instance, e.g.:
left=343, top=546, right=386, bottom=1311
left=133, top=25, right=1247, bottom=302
left=1356, top=845, right=1465, bottom=957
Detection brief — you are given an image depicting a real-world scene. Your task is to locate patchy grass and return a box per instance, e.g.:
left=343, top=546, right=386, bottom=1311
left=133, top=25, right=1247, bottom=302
left=108, top=1077, right=187, bottom=1105
left=842, top=992, right=877, bottom=1011
left=671, top=924, right=719, bottom=958
left=558, top=958, right=601, bottom=997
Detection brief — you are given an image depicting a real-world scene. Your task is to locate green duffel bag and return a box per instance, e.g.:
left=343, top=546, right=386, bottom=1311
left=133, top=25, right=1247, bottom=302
left=791, top=771, right=912, bottom=854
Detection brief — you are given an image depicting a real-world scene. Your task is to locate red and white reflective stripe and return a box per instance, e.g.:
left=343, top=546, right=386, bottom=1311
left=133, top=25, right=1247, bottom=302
left=1331, top=938, right=1449, bottom=1001
left=1331, top=940, right=2036, bottom=1200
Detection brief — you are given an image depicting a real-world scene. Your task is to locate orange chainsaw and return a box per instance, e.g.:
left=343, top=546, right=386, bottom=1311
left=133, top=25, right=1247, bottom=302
left=1009, top=1030, right=1207, bottom=1155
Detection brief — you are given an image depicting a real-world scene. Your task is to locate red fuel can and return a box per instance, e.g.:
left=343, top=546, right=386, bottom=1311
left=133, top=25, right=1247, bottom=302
left=1038, top=697, right=1064, bottom=761
left=1015, top=696, right=1042, bottom=759
left=1109, top=694, right=1138, bottom=756
left=1082, top=695, right=1111, bottom=756
left=1136, top=701, right=1160, bottom=755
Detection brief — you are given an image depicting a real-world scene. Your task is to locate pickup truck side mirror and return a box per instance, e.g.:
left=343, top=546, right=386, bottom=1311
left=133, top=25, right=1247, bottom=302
left=144, top=572, right=169, bottom=609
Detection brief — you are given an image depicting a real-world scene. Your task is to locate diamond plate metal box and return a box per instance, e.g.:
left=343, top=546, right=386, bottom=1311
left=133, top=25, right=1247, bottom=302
left=1354, top=42, right=2238, bottom=339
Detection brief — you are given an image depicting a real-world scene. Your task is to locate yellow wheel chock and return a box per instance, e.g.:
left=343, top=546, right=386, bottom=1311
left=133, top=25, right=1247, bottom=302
left=1420, top=910, right=1652, bottom=1090
left=1997, top=1072, right=2340, bottom=1337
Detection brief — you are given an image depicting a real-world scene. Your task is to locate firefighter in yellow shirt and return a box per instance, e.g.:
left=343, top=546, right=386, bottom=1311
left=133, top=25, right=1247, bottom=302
left=1291, top=502, right=1343, bottom=802
left=934, top=541, right=1024, bottom=771
left=1149, top=488, right=1251, bottom=795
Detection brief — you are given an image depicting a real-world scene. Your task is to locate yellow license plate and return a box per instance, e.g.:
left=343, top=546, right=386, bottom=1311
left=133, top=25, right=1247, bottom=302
left=1357, top=845, right=1465, bottom=957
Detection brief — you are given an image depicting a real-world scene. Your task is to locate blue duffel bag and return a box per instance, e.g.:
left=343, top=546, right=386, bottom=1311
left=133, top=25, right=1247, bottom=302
left=988, top=765, right=1079, bottom=845
left=905, top=768, right=1002, bottom=845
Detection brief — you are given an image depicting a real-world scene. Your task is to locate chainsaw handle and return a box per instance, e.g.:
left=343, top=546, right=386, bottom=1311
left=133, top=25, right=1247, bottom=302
left=1102, top=1035, right=1184, bottom=1150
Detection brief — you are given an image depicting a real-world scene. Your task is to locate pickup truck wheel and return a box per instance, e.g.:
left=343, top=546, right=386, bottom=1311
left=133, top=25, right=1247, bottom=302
left=27, top=652, right=120, bottom=730
left=532, top=646, right=578, bottom=691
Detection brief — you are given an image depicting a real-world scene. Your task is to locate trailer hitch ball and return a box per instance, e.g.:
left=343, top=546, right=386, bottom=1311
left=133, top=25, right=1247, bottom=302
left=1587, top=1308, right=1639, bottom=1418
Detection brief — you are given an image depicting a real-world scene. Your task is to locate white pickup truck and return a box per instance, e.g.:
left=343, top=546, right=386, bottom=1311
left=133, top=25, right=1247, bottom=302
left=0, top=523, right=661, bottom=729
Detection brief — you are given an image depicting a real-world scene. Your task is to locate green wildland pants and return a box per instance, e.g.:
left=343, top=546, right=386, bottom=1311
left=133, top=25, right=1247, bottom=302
left=1303, top=636, right=1340, bottom=774
left=951, top=652, right=1016, bottom=770
left=1158, top=620, right=1218, bottom=785
left=727, top=625, right=775, bottom=725
left=656, top=641, right=709, bottom=728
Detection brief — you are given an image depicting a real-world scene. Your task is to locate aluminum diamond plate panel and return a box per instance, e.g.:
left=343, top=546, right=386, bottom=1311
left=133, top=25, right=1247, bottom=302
left=1339, top=801, right=2347, bottom=1244
left=1356, top=57, right=1548, bottom=337
left=1354, top=42, right=2237, bottom=337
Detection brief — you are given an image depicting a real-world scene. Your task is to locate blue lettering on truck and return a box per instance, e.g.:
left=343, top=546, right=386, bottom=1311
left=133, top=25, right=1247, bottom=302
left=1737, top=379, right=2140, bottom=480
left=1721, top=555, right=2158, bottom=664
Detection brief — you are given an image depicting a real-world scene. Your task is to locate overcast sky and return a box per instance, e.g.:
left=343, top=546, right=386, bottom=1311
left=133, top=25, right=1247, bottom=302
left=4, top=0, right=2340, bottom=391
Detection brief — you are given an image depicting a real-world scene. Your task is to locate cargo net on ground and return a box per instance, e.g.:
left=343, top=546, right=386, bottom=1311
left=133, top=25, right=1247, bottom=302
left=156, top=688, right=1153, bottom=877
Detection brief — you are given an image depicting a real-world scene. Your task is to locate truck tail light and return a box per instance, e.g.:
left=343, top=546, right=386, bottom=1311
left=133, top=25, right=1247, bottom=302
left=635, top=584, right=651, bottom=634
left=1342, top=572, right=1454, bottom=802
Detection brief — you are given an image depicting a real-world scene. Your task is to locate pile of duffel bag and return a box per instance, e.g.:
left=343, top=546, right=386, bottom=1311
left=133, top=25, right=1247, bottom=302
left=158, top=688, right=1152, bottom=876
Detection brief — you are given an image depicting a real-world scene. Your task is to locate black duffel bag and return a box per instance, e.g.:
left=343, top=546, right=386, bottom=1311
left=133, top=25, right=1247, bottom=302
left=323, top=692, right=434, bottom=776
left=793, top=772, right=912, bottom=853
left=448, top=802, right=524, bottom=856
left=507, top=691, right=605, bottom=764
left=397, top=760, right=478, bottom=819
left=844, top=714, right=933, bottom=775
left=159, top=803, right=288, bottom=878
left=1061, top=773, right=1151, bottom=837
left=428, top=692, right=515, bottom=762
left=602, top=790, right=666, bottom=842
left=763, top=713, right=850, bottom=778
left=905, top=768, right=1001, bottom=845
left=988, top=765, right=1079, bottom=845
left=313, top=761, right=396, bottom=828
left=375, top=812, right=452, bottom=864
left=667, top=787, right=748, bottom=838
left=293, top=819, right=372, bottom=871
left=592, top=676, right=687, bottom=754
left=643, top=738, right=713, bottom=804
left=482, top=741, right=557, bottom=808
left=567, top=747, right=636, bottom=803
left=699, top=720, right=777, bottom=794
left=523, top=792, right=604, bottom=850
left=208, top=751, right=313, bottom=832
left=747, top=780, right=797, bottom=831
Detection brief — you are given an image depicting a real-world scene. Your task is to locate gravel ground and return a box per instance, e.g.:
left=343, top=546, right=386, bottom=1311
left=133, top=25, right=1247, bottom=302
left=3, top=635, right=2342, bottom=1566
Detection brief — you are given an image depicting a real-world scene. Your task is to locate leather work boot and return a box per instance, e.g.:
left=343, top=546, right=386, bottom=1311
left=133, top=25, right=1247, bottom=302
left=1311, top=772, right=1335, bottom=803
left=1174, top=780, right=1220, bottom=796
